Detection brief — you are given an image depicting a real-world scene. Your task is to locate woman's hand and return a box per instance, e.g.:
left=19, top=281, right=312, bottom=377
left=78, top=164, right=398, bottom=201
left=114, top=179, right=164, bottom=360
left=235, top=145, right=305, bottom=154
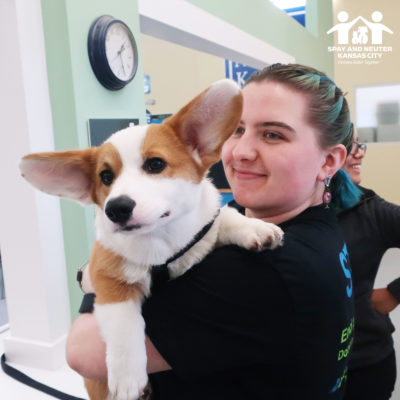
left=371, top=288, right=399, bottom=314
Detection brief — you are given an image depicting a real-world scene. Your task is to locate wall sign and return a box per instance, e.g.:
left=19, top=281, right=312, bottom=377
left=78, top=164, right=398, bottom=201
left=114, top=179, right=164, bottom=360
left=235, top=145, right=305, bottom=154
left=225, top=60, right=259, bottom=88
left=88, top=119, right=139, bottom=146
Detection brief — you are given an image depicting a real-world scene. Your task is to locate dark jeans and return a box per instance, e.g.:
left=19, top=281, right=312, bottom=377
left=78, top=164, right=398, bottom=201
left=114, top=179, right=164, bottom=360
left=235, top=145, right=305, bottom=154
left=344, top=351, right=396, bottom=400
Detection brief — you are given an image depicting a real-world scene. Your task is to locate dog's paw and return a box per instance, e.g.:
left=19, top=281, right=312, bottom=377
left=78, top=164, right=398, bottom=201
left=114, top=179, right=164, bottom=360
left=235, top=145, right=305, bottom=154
left=108, top=369, right=148, bottom=400
left=239, top=220, right=284, bottom=251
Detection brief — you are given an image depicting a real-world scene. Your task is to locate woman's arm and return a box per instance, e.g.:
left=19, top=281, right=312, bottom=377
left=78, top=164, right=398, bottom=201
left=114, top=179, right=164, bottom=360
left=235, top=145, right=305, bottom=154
left=66, top=312, right=171, bottom=380
left=371, top=288, right=399, bottom=314
left=69, top=246, right=291, bottom=381
left=68, top=267, right=170, bottom=379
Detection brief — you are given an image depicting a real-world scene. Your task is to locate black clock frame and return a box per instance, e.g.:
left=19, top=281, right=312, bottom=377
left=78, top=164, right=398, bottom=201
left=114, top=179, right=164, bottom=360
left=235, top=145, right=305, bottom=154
left=88, top=15, right=138, bottom=91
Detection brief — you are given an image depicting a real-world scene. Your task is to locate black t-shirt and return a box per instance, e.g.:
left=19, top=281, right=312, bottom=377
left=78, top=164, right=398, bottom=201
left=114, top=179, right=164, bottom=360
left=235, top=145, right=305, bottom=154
left=142, top=205, right=354, bottom=400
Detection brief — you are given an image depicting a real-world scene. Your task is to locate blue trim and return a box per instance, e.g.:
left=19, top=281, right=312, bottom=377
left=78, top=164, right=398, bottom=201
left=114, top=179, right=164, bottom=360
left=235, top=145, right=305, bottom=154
left=221, top=193, right=234, bottom=206
left=291, top=14, right=305, bottom=26
left=284, top=6, right=305, bottom=27
left=284, top=6, right=305, bottom=13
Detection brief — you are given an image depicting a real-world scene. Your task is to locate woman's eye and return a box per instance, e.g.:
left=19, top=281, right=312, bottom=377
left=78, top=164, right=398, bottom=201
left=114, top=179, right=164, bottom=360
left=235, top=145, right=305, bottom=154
left=264, top=131, right=283, bottom=141
left=99, top=169, right=114, bottom=186
left=142, top=157, right=167, bottom=174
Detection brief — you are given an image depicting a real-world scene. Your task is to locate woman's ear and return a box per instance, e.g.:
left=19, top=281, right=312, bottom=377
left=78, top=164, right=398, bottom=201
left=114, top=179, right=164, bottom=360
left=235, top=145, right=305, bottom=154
left=318, top=144, right=347, bottom=181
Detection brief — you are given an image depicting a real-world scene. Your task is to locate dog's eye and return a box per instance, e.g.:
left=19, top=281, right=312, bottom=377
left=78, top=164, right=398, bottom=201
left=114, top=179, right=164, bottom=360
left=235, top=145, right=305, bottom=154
left=142, top=157, right=166, bottom=174
left=99, top=169, right=114, bottom=186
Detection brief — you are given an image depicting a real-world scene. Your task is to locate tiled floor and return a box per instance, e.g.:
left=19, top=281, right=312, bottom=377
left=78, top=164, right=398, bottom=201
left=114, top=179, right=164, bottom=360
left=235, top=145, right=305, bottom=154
left=0, top=329, right=87, bottom=400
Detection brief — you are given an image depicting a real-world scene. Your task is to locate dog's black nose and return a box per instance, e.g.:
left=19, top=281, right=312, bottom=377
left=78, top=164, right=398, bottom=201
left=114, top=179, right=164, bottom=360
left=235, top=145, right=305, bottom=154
left=105, top=196, right=136, bottom=225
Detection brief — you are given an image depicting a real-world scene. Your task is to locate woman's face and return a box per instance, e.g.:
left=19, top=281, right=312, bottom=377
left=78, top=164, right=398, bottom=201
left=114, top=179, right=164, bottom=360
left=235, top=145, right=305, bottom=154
left=222, top=81, right=331, bottom=222
left=342, top=135, right=366, bottom=184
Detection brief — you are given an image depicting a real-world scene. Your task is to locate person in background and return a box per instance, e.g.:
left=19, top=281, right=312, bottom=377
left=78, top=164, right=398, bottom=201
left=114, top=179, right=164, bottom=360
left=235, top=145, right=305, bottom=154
left=66, top=63, right=358, bottom=399
left=338, top=137, right=400, bottom=399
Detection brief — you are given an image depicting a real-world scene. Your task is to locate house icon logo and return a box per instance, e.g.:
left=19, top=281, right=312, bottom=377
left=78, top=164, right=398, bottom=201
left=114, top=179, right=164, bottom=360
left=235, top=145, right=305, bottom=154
left=327, top=11, right=393, bottom=45
left=327, top=11, right=394, bottom=65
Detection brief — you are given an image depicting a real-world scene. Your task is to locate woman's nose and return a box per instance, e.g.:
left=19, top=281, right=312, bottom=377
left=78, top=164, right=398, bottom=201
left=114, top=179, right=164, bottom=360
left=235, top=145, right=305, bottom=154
left=354, top=148, right=366, bottom=159
left=232, top=132, right=257, bottom=161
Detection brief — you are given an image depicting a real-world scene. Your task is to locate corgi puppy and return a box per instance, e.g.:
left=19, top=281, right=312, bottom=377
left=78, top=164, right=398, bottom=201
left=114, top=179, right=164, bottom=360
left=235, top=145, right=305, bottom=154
left=20, top=80, right=283, bottom=400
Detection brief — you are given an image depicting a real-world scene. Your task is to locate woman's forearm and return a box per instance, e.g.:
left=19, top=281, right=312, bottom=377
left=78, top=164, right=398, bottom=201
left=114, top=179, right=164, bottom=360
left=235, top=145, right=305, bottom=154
left=66, top=312, right=171, bottom=379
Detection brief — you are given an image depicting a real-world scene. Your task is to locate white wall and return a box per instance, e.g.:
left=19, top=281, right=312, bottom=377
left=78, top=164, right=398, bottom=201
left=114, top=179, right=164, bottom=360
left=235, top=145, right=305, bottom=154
left=0, top=0, right=70, bottom=369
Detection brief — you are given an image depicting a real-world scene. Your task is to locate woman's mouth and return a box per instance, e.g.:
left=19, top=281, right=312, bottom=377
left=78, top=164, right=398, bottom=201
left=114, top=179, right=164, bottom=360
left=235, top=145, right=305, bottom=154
left=233, top=168, right=265, bottom=180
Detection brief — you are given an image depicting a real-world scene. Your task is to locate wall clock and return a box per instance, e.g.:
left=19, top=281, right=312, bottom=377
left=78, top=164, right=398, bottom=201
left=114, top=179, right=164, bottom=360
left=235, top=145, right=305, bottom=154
left=88, top=15, right=139, bottom=90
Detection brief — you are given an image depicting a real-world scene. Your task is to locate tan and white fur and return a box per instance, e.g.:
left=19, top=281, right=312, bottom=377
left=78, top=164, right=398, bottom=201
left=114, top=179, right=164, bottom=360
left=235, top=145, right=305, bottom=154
left=19, top=80, right=283, bottom=400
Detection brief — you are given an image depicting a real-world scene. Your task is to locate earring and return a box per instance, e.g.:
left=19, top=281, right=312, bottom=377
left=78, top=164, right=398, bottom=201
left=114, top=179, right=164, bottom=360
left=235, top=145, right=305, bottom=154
left=323, top=176, right=332, bottom=208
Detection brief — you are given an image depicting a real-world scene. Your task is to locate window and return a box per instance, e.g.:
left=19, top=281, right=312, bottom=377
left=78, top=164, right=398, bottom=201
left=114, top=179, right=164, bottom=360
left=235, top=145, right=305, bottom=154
left=355, top=83, right=400, bottom=143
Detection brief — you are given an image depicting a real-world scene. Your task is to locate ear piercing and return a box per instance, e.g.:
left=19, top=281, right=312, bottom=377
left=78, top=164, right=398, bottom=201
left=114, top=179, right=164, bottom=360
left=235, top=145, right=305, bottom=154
left=323, top=176, right=332, bottom=208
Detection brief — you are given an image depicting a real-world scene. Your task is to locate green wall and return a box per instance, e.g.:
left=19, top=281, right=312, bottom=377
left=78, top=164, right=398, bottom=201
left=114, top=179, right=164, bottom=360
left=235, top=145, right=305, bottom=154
left=41, top=0, right=146, bottom=318
left=187, top=0, right=334, bottom=77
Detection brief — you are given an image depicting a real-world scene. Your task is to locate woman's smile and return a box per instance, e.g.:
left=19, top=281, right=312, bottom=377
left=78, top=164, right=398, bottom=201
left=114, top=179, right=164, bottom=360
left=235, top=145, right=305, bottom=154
left=232, top=167, right=266, bottom=180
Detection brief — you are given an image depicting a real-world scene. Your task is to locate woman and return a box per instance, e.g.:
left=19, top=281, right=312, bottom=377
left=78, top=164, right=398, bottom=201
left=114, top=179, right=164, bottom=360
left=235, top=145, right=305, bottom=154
left=339, top=138, right=400, bottom=400
left=67, top=64, right=357, bottom=399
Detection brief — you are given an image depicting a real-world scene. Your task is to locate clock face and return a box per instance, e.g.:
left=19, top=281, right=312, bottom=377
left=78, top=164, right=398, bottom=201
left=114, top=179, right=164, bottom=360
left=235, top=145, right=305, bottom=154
left=105, top=22, right=136, bottom=82
left=88, top=15, right=139, bottom=90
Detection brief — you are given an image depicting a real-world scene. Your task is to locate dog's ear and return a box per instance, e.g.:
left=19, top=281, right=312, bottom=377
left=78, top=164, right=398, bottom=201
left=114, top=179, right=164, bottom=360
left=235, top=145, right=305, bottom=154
left=165, top=79, right=242, bottom=169
left=19, top=148, right=98, bottom=205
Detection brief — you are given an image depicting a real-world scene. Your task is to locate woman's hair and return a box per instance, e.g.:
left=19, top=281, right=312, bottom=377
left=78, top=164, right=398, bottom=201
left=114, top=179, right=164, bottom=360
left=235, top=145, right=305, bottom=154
left=245, top=63, right=361, bottom=209
left=330, top=169, right=362, bottom=211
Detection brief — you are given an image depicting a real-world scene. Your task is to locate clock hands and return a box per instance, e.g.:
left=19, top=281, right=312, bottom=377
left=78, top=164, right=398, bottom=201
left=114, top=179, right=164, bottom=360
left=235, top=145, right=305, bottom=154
left=118, top=41, right=127, bottom=55
left=119, top=52, right=126, bottom=76
left=118, top=41, right=129, bottom=77
left=111, top=41, right=127, bottom=61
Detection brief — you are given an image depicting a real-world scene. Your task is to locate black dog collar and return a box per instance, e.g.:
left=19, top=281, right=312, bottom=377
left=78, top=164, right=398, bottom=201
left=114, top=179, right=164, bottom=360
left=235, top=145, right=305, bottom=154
left=151, top=211, right=220, bottom=290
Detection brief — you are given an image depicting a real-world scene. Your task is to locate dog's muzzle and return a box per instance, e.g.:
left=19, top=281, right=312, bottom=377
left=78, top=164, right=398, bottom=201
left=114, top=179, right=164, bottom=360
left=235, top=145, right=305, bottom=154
left=105, top=195, right=136, bottom=225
